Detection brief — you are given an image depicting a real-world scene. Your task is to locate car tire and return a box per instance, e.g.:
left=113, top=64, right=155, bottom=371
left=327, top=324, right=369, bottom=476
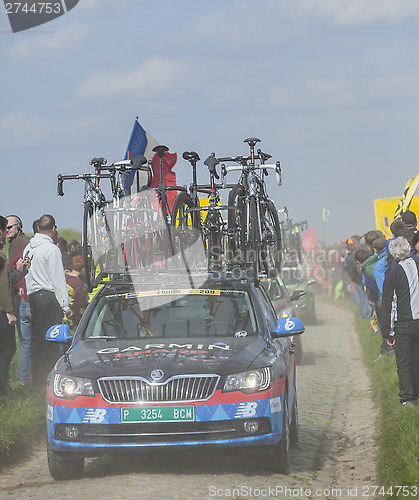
left=47, top=445, right=84, bottom=480
left=289, top=393, right=299, bottom=447
left=265, top=391, right=289, bottom=473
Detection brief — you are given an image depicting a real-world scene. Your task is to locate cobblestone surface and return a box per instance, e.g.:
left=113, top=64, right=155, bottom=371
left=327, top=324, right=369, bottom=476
left=0, top=301, right=377, bottom=499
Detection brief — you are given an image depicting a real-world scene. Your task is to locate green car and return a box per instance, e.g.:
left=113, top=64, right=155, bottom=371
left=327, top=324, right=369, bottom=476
left=280, top=267, right=317, bottom=325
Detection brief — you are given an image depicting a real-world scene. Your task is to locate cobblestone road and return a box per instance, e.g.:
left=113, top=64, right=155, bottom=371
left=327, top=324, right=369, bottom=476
left=0, top=301, right=377, bottom=499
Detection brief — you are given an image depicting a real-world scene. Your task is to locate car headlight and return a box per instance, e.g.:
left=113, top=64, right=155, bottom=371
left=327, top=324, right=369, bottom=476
left=53, top=374, right=94, bottom=399
left=223, top=367, right=272, bottom=393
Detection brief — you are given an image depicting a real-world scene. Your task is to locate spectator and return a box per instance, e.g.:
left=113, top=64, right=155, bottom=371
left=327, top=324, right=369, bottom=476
left=401, top=210, right=417, bottom=236
left=8, top=219, right=38, bottom=385
left=372, top=237, right=387, bottom=257
left=343, top=238, right=372, bottom=318
left=374, top=219, right=407, bottom=299
left=355, top=243, right=390, bottom=354
left=364, top=230, right=384, bottom=251
left=6, top=215, right=30, bottom=261
left=64, top=242, right=88, bottom=335
left=381, top=236, right=419, bottom=405
left=57, top=237, right=72, bottom=271
left=0, top=216, right=17, bottom=396
left=23, top=214, right=71, bottom=385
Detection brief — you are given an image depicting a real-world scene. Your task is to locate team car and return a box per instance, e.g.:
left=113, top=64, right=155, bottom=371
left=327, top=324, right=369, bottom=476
left=281, top=266, right=317, bottom=325
left=259, top=275, right=305, bottom=364
left=45, top=276, right=304, bottom=480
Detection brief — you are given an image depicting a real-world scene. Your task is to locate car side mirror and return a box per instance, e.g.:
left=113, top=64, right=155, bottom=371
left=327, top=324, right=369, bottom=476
left=46, top=324, right=72, bottom=343
left=273, top=317, right=305, bottom=337
left=290, top=290, right=307, bottom=301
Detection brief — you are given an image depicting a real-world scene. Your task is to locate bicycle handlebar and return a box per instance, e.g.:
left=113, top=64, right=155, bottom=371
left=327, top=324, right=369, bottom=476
left=204, top=154, right=220, bottom=180
left=57, top=173, right=112, bottom=196
left=221, top=162, right=282, bottom=186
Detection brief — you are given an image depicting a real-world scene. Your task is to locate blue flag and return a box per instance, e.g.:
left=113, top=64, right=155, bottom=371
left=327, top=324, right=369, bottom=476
left=124, top=118, right=158, bottom=189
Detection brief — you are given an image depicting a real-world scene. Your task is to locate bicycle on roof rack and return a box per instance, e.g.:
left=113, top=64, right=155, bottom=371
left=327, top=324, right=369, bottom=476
left=57, top=156, right=152, bottom=291
left=219, top=137, right=283, bottom=279
left=171, top=150, right=239, bottom=273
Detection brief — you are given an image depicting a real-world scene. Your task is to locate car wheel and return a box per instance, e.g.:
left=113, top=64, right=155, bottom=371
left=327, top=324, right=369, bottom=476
left=265, top=392, right=289, bottom=473
left=47, top=445, right=84, bottom=480
left=289, top=393, right=299, bottom=447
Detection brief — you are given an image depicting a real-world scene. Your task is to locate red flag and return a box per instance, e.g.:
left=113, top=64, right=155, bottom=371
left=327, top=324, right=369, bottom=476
left=150, top=151, right=178, bottom=212
left=300, top=226, right=319, bottom=253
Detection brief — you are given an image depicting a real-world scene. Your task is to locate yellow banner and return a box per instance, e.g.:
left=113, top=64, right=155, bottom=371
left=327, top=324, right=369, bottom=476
left=125, top=289, right=221, bottom=299
left=374, top=196, right=419, bottom=237
left=394, top=173, right=419, bottom=219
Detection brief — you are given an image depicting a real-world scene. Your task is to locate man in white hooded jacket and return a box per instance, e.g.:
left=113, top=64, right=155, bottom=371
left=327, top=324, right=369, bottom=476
left=24, top=214, right=71, bottom=385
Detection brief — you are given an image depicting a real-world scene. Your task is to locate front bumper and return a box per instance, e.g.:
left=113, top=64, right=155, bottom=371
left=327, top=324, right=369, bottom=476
left=47, top=384, right=285, bottom=455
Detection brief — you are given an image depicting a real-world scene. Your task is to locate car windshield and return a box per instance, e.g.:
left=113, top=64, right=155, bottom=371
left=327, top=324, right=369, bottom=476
left=82, top=288, right=258, bottom=340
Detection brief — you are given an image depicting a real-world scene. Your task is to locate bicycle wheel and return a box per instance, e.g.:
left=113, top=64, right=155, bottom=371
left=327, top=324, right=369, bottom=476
left=249, top=196, right=261, bottom=279
left=204, top=214, right=223, bottom=272
left=227, top=184, right=246, bottom=266
left=82, top=201, right=108, bottom=292
left=171, top=192, right=201, bottom=269
left=260, top=199, right=282, bottom=276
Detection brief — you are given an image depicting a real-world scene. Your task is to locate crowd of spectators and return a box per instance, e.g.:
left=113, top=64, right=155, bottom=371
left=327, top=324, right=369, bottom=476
left=2, top=209, right=419, bottom=407
left=336, top=210, right=419, bottom=406
left=0, top=213, right=87, bottom=395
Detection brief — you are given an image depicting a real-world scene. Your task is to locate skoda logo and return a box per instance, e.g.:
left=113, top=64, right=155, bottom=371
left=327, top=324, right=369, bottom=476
left=150, top=369, right=164, bottom=381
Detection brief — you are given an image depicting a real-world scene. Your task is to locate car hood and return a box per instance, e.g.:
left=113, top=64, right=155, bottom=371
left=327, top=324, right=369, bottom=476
left=56, top=336, right=269, bottom=380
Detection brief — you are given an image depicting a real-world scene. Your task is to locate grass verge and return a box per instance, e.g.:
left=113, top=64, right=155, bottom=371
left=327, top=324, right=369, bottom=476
left=321, top=294, right=419, bottom=493
left=0, top=338, right=45, bottom=469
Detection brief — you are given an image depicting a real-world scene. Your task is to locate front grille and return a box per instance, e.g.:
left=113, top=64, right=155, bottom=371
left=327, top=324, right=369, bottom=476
left=98, top=375, right=220, bottom=403
left=55, top=418, right=272, bottom=444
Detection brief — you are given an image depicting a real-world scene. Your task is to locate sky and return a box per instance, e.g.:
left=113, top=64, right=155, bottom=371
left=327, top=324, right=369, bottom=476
left=1, top=0, right=419, bottom=246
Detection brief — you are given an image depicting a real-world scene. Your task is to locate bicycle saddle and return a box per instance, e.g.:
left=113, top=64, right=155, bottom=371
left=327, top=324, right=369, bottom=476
left=244, top=137, right=260, bottom=147
left=182, top=151, right=200, bottom=163
left=152, top=145, right=169, bottom=158
left=131, top=154, right=148, bottom=168
left=89, top=157, right=107, bottom=167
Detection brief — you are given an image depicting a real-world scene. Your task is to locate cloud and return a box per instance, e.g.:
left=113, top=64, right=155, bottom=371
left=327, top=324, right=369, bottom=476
left=0, top=112, right=99, bottom=149
left=298, top=0, right=419, bottom=25
left=304, top=77, right=358, bottom=107
left=75, top=57, right=199, bottom=100
left=76, top=0, right=140, bottom=15
left=8, top=23, right=91, bottom=61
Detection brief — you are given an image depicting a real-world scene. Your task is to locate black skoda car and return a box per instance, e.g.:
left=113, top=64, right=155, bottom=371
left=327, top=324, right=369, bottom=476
left=45, top=276, right=304, bottom=480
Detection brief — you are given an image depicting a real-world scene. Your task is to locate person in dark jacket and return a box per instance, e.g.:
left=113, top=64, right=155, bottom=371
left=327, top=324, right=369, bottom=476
left=6, top=215, right=30, bottom=261
left=382, top=236, right=419, bottom=405
left=343, top=238, right=371, bottom=318
left=355, top=243, right=391, bottom=354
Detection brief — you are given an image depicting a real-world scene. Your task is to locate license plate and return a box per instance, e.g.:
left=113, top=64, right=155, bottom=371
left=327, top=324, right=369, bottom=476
left=121, top=406, right=195, bottom=423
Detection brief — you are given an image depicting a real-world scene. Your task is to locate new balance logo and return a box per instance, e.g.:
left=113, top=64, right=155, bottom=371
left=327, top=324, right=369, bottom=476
left=82, top=409, right=107, bottom=424
left=235, top=402, right=257, bottom=418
